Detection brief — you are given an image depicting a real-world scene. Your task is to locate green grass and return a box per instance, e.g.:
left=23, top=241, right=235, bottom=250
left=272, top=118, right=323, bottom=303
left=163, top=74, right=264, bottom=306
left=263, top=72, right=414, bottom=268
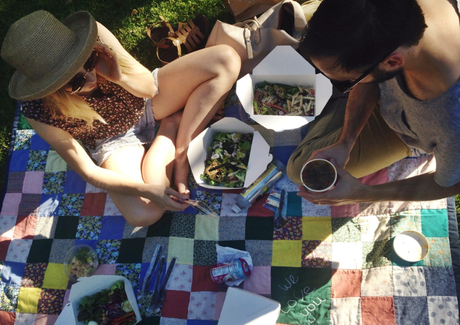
left=0, top=0, right=233, bottom=194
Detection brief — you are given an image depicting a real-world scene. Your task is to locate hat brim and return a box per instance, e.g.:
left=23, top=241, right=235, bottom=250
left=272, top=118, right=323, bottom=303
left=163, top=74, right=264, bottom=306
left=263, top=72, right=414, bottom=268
left=8, top=11, right=98, bottom=100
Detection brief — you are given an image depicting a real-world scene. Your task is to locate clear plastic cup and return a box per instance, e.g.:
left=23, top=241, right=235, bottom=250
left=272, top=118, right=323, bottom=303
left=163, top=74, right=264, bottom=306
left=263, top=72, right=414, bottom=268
left=64, top=244, right=99, bottom=282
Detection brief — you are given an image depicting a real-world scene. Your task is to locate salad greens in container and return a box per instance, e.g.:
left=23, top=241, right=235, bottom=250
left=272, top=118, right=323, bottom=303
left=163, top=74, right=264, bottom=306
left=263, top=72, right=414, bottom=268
left=77, top=280, right=135, bottom=325
left=253, top=81, right=315, bottom=116
left=201, top=132, right=253, bottom=187
left=64, top=245, right=99, bottom=282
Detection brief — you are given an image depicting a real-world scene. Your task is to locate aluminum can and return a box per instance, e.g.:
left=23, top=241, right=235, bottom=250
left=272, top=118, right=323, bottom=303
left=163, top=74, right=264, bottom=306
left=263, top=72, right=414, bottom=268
left=210, top=258, right=251, bottom=283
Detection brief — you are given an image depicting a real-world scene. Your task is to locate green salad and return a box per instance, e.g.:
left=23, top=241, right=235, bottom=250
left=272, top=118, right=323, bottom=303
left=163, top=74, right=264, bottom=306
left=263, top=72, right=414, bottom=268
left=201, top=132, right=253, bottom=187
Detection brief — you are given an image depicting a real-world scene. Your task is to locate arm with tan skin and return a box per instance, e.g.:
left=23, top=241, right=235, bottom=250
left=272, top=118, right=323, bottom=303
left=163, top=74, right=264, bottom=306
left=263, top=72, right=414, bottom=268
left=27, top=118, right=187, bottom=211
left=310, top=82, right=380, bottom=169
left=298, top=167, right=460, bottom=205
left=94, top=22, right=157, bottom=98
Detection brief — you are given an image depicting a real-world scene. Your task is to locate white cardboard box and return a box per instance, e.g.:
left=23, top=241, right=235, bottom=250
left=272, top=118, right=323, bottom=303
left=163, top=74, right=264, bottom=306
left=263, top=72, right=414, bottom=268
left=188, top=117, right=272, bottom=190
left=236, top=45, right=332, bottom=132
left=55, top=275, right=142, bottom=325
left=218, top=287, right=281, bottom=325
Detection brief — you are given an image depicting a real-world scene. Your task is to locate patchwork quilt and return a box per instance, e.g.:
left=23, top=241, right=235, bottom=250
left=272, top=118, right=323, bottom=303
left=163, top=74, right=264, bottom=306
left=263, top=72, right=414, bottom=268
left=1, top=99, right=460, bottom=325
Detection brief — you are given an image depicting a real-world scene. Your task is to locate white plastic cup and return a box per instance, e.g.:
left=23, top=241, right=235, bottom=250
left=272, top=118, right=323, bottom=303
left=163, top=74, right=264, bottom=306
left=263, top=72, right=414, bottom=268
left=300, top=158, right=337, bottom=192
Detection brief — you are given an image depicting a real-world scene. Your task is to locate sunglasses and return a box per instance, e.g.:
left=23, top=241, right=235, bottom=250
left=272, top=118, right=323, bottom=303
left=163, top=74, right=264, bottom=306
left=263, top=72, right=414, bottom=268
left=70, top=50, right=98, bottom=94
left=308, top=48, right=396, bottom=94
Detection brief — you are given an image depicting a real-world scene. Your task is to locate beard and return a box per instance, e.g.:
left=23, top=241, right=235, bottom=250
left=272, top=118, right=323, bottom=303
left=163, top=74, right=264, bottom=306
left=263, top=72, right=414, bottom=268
left=371, top=67, right=403, bottom=83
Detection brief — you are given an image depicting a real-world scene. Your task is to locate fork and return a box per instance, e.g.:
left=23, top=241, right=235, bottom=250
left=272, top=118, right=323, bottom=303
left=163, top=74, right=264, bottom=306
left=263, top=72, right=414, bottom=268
left=183, top=199, right=218, bottom=216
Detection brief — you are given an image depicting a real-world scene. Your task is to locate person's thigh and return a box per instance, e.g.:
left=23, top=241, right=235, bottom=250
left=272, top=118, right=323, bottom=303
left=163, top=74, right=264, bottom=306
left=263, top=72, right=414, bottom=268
left=151, top=44, right=239, bottom=120
left=287, top=95, right=410, bottom=184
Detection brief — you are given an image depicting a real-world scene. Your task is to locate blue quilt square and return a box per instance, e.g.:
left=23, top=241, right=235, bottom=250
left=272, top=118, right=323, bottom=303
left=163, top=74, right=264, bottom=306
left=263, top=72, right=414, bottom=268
left=57, top=193, right=84, bottom=216
left=425, top=266, right=457, bottom=296
left=1, top=261, right=25, bottom=287
left=9, top=150, right=29, bottom=172
left=286, top=191, right=302, bottom=217
left=43, top=172, right=66, bottom=194
left=394, top=296, right=429, bottom=325
left=421, top=209, right=449, bottom=238
left=26, top=150, right=48, bottom=171
left=272, top=145, right=297, bottom=167
left=39, top=194, right=61, bottom=216
left=99, top=215, right=125, bottom=239
left=30, top=133, right=50, bottom=150
left=64, top=171, right=87, bottom=193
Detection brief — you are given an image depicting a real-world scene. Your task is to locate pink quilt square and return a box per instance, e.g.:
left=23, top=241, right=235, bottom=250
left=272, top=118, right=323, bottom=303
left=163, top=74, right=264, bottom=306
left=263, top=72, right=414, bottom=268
left=1, top=193, right=21, bottom=215
left=23, top=171, right=44, bottom=194
left=243, top=266, right=271, bottom=295
left=160, top=290, right=190, bottom=319
left=0, top=311, right=15, bottom=325
left=80, top=193, right=107, bottom=216
left=331, top=204, right=360, bottom=218
left=0, top=215, right=17, bottom=238
left=361, top=296, right=395, bottom=325
left=34, top=314, right=59, bottom=325
left=359, top=168, right=389, bottom=186
left=13, top=215, right=37, bottom=239
left=331, top=269, right=362, bottom=298
left=94, top=264, right=116, bottom=275
left=188, top=291, right=218, bottom=320
left=191, top=266, right=218, bottom=292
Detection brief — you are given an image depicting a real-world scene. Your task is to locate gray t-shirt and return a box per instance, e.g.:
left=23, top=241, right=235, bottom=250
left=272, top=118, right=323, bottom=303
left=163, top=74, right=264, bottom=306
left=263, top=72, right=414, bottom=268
left=379, top=75, right=460, bottom=187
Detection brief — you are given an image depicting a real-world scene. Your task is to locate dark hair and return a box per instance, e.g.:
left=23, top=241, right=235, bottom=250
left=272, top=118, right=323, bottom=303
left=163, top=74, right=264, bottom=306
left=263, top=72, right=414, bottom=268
left=299, top=0, right=427, bottom=72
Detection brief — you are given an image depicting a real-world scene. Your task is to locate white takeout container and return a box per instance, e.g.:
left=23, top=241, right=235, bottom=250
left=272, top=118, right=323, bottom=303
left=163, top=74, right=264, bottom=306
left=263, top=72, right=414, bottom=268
left=188, top=117, right=272, bottom=190
left=55, top=275, right=141, bottom=325
left=236, top=45, right=332, bottom=132
left=218, top=287, right=280, bottom=325
left=393, top=230, right=429, bottom=262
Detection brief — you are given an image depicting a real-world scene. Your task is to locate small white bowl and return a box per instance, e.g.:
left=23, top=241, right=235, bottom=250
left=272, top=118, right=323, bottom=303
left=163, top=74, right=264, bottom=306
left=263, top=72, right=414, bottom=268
left=393, top=230, right=429, bottom=262
left=300, top=158, right=337, bottom=192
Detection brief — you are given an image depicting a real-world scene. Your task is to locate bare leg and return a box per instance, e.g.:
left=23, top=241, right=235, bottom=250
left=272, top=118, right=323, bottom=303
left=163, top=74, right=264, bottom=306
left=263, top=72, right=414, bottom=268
left=151, top=44, right=241, bottom=194
left=101, top=112, right=182, bottom=226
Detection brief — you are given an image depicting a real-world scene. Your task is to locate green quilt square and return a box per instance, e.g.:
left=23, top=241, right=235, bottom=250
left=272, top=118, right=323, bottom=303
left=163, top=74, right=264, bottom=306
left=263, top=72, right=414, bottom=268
left=272, top=266, right=331, bottom=325
left=195, top=214, right=219, bottom=241
left=168, top=237, right=194, bottom=265
left=286, top=192, right=303, bottom=217
left=45, top=150, right=67, bottom=172
left=332, top=217, right=361, bottom=242
left=390, top=212, right=422, bottom=238
left=421, top=209, right=449, bottom=237
left=424, top=237, right=452, bottom=267
left=362, top=240, right=392, bottom=269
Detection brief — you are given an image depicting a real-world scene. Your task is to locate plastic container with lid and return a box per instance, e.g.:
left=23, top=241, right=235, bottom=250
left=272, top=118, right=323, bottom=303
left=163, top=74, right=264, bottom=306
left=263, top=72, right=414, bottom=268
left=64, top=244, right=99, bottom=282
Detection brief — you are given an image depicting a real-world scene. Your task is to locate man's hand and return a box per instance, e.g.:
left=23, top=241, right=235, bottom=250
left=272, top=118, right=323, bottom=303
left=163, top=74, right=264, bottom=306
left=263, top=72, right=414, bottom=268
left=309, top=141, right=352, bottom=171
left=297, top=167, right=367, bottom=205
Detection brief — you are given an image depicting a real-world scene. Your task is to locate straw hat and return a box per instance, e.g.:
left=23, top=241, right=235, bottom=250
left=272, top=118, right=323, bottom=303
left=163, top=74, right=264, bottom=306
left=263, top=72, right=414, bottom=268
left=1, top=10, right=98, bottom=100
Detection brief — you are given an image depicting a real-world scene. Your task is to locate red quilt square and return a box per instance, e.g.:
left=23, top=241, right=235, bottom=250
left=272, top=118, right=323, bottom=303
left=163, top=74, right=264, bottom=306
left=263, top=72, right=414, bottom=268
left=160, top=290, right=190, bottom=319
left=331, top=204, right=360, bottom=218
left=13, top=215, right=37, bottom=239
left=0, top=237, right=11, bottom=260
left=192, top=266, right=218, bottom=292
left=331, top=269, right=362, bottom=298
left=361, top=296, right=395, bottom=325
left=0, top=311, right=15, bottom=325
left=247, top=194, right=274, bottom=217
left=80, top=193, right=107, bottom=216
left=360, top=167, right=389, bottom=186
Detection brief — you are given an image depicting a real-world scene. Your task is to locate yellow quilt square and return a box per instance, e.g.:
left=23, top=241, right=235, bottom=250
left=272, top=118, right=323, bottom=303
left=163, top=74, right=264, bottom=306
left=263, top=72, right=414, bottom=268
left=195, top=215, right=219, bottom=241
left=168, top=237, right=194, bottom=265
left=272, top=240, right=302, bottom=267
left=42, top=263, right=68, bottom=289
left=17, top=287, right=41, bottom=314
left=302, top=217, right=332, bottom=241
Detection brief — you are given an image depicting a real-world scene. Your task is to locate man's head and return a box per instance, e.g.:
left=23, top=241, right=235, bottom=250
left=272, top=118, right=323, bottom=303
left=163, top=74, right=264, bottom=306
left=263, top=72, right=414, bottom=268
left=300, top=0, right=427, bottom=91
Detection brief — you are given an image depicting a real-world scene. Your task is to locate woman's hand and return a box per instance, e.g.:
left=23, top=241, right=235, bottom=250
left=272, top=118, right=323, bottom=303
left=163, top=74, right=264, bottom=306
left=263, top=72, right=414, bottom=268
left=297, top=167, right=368, bottom=205
left=146, top=185, right=189, bottom=211
left=93, top=42, right=123, bottom=83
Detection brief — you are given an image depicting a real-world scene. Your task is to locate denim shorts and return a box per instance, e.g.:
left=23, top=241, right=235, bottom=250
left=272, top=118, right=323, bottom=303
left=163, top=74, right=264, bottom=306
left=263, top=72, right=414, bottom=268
left=88, top=68, right=160, bottom=166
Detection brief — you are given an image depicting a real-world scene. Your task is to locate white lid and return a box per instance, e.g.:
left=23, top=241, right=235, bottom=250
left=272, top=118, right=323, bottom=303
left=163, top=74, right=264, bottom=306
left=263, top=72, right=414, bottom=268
left=393, top=230, right=429, bottom=262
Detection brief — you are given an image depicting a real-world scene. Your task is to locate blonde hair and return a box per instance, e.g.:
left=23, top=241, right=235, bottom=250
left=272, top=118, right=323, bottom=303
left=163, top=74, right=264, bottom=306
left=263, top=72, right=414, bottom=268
left=42, top=47, right=137, bottom=128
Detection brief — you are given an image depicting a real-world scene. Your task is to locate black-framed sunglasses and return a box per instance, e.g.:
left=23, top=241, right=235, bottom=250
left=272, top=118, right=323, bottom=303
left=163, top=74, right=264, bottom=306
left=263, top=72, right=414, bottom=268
left=310, top=48, right=396, bottom=94
left=70, top=50, right=98, bottom=94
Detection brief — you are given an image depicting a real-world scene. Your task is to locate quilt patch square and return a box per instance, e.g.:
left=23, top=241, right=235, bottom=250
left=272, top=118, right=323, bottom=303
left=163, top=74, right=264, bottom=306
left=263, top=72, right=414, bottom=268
left=37, top=194, right=60, bottom=217
left=191, top=266, right=218, bottom=292
left=16, top=287, right=41, bottom=314
left=26, top=150, right=48, bottom=172
left=80, top=193, right=107, bottom=216
left=22, top=171, right=44, bottom=194
left=302, top=217, right=332, bottom=242
left=187, top=291, right=218, bottom=321
left=99, top=215, right=125, bottom=239
left=96, top=239, right=121, bottom=264
left=160, top=290, right=190, bottom=319
left=331, top=269, right=362, bottom=298
left=245, top=240, right=272, bottom=266
left=218, top=216, right=245, bottom=241
left=63, top=171, right=87, bottom=194
left=0, top=193, right=21, bottom=215
left=330, top=297, right=360, bottom=325
left=170, top=214, right=196, bottom=238
left=13, top=215, right=37, bottom=239
left=361, top=266, right=393, bottom=297
left=393, top=266, right=427, bottom=297
left=0, top=216, right=17, bottom=239
left=42, top=172, right=66, bottom=195
left=6, top=172, right=25, bottom=193
left=332, top=217, right=361, bottom=242
left=76, top=216, right=102, bottom=240
left=193, top=240, right=217, bottom=266
left=272, top=240, right=302, bottom=267
left=302, top=240, right=332, bottom=268
left=362, top=239, right=392, bottom=269
left=421, top=209, right=449, bottom=238
left=274, top=216, right=302, bottom=240
left=5, top=238, right=32, bottom=263
left=195, top=215, right=219, bottom=241
left=166, top=263, right=193, bottom=292
left=425, top=237, right=452, bottom=267
left=54, top=216, right=79, bottom=239
left=168, top=237, right=194, bottom=266
left=427, top=296, right=459, bottom=324
left=331, top=242, right=363, bottom=269
left=44, top=151, right=67, bottom=173
left=424, top=266, right=457, bottom=296
left=245, top=216, right=275, bottom=240
left=41, top=263, right=68, bottom=290
left=9, top=150, right=28, bottom=172
left=118, top=238, right=145, bottom=263
left=27, top=239, right=52, bottom=263
left=57, top=194, right=84, bottom=217
left=17, top=194, right=41, bottom=217
left=361, top=296, right=395, bottom=325
left=243, top=266, right=271, bottom=295
left=37, top=289, right=65, bottom=315
left=2, top=261, right=25, bottom=287
left=393, top=296, right=428, bottom=325
left=21, top=263, right=47, bottom=288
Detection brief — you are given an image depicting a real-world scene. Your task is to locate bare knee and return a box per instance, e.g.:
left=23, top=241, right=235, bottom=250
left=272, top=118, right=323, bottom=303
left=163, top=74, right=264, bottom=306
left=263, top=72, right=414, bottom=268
left=211, top=45, right=241, bottom=81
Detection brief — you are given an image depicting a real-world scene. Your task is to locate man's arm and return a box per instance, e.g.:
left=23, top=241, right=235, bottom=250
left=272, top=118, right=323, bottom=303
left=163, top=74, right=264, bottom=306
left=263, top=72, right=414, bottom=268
left=298, top=169, right=460, bottom=205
